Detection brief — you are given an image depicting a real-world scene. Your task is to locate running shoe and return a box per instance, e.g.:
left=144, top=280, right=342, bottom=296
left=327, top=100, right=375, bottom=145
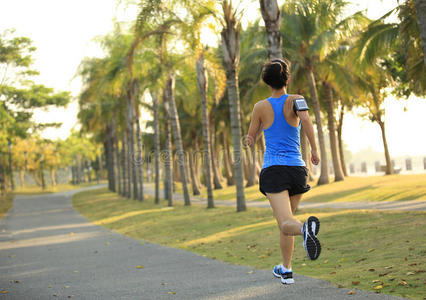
left=302, top=216, right=321, bottom=260
left=272, top=264, right=295, bottom=284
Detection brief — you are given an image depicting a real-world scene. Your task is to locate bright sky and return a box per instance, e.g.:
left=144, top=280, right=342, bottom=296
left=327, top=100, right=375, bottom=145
left=1, top=0, right=425, bottom=157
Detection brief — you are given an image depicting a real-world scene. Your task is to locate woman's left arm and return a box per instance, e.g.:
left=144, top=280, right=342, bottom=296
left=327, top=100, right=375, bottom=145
left=246, top=103, right=263, bottom=147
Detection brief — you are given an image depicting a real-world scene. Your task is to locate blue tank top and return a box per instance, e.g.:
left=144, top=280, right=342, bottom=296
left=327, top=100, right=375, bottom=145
left=262, top=94, right=305, bottom=169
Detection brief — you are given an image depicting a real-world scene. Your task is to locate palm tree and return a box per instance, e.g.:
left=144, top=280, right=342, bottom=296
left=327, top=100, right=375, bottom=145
left=281, top=0, right=363, bottom=184
left=163, top=85, right=174, bottom=206
left=196, top=53, right=214, bottom=208
left=220, top=0, right=246, bottom=211
left=413, top=0, right=426, bottom=66
left=151, top=91, right=161, bottom=204
left=166, top=72, right=191, bottom=206
left=259, top=0, right=282, bottom=59
left=357, top=0, right=425, bottom=96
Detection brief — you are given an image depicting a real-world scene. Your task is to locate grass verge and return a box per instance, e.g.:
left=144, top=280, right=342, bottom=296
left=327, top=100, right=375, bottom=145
left=73, top=188, right=426, bottom=299
left=173, top=173, right=426, bottom=203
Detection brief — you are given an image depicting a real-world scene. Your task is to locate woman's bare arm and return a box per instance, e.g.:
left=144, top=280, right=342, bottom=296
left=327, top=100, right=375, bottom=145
left=297, top=110, right=320, bottom=165
left=246, top=103, right=263, bottom=147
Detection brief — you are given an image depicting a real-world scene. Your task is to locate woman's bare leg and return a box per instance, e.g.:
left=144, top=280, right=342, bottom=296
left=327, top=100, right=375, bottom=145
left=267, top=191, right=303, bottom=269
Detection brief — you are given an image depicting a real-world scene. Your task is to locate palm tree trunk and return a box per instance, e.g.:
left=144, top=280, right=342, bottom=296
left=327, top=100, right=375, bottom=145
left=306, top=68, right=329, bottom=185
left=259, top=0, right=283, bottom=59
left=324, top=82, right=344, bottom=181
left=414, top=0, right=426, bottom=66
left=223, top=131, right=235, bottom=186
left=121, top=135, right=127, bottom=197
left=98, top=152, right=104, bottom=181
left=223, top=68, right=246, bottom=211
left=194, top=140, right=203, bottom=189
left=210, top=123, right=224, bottom=189
left=126, top=131, right=132, bottom=198
left=221, top=1, right=246, bottom=211
left=136, top=117, right=144, bottom=201
left=126, top=80, right=138, bottom=199
left=151, top=91, right=160, bottom=204
left=106, top=124, right=115, bottom=191
left=337, top=105, right=348, bottom=177
left=188, top=148, right=201, bottom=196
left=166, top=73, right=191, bottom=206
left=378, top=120, right=393, bottom=175
left=163, top=86, right=173, bottom=206
left=196, top=55, right=214, bottom=207
left=115, top=138, right=121, bottom=195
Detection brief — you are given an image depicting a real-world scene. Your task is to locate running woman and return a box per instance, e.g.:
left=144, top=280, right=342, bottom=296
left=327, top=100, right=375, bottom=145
left=245, top=59, right=321, bottom=285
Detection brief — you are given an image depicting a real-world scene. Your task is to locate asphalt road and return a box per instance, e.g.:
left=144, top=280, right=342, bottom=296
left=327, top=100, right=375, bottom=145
left=0, top=186, right=405, bottom=299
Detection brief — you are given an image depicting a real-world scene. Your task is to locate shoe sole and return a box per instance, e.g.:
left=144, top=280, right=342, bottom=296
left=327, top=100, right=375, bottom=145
left=281, top=277, right=295, bottom=284
left=307, top=216, right=320, bottom=236
left=304, top=216, right=321, bottom=260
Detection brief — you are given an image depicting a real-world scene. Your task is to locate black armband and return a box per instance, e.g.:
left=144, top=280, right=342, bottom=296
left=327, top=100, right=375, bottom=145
left=293, top=98, right=309, bottom=114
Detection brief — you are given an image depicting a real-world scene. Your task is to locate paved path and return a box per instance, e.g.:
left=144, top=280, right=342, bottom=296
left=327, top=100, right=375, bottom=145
left=144, top=184, right=426, bottom=211
left=0, top=186, right=405, bottom=299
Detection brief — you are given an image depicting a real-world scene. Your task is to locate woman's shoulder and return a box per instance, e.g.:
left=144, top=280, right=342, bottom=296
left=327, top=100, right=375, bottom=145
left=287, top=94, right=304, bottom=100
left=253, top=99, right=269, bottom=109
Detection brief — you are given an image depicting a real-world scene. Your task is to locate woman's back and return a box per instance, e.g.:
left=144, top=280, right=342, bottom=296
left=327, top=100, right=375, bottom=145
left=261, top=94, right=305, bottom=168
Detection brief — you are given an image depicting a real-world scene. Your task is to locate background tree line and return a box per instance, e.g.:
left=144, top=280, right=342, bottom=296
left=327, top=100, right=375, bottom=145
left=1, top=0, right=425, bottom=211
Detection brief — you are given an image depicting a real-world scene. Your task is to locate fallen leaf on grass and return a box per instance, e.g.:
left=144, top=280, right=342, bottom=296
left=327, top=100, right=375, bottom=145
left=347, top=290, right=356, bottom=295
left=406, top=271, right=415, bottom=275
left=372, top=280, right=382, bottom=283
left=398, top=280, right=407, bottom=286
left=379, top=272, right=390, bottom=277
left=355, top=258, right=367, bottom=263
left=368, top=248, right=375, bottom=253
left=136, top=265, right=144, bottom=269
left=408, top=263, right=417, bottom=266
left=368, top=268, right=375, bottom=272
left=352, top=281, right=360, bottom=285
left=374, top=285, right=383, bottom=290
left=329, top=271, right=336, bottom=275
left=384, top=266, right=393, bottom=269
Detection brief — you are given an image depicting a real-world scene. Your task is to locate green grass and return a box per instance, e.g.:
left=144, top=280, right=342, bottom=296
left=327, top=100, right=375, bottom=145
left=173, top=174, right=426, bottom=203
left=12, top=181, right=106, bottom=195
left=0, top=193, right=13, bottom=219
left=73, top=188, right=426, bottom=300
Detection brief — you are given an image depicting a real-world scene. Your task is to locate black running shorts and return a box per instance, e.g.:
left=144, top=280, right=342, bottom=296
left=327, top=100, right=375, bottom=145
left=259, top=165, right=311, bottom=196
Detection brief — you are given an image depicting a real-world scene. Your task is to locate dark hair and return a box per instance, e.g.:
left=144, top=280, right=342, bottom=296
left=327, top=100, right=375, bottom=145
left=261, top=58, right=290, bottom=89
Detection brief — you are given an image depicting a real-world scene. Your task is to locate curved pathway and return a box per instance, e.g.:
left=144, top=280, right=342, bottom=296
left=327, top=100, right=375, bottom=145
left=0, top=186, right=404, bottom=299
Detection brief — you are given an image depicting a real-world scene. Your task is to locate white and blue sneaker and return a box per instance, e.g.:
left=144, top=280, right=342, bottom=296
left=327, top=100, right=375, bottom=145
left=302, top=216, right=321, bottom=260
left=272, top=264, right=295, bottom=284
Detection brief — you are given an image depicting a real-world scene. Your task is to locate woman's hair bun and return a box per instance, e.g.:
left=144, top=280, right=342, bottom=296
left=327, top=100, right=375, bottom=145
left=261, top=59, right=290, bottom=89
